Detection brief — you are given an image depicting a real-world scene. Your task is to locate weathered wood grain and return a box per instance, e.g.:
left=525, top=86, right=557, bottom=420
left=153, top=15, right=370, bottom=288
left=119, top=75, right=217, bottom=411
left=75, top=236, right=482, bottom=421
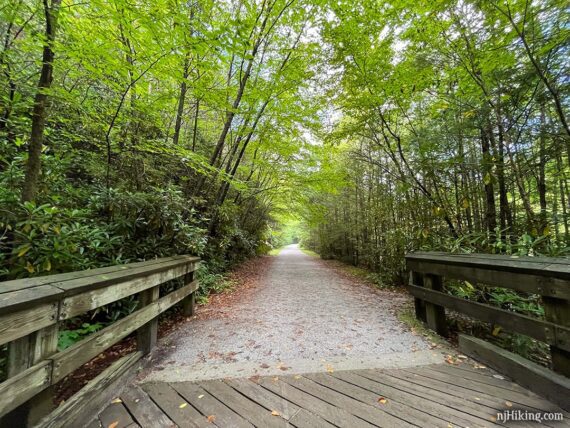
left=171, top=382, right=254, bottom=428
left=459, top=334, right=570, bottom=412
left=280, top=375, right=408, bottom=427
left=54, top=258, right=198, bottom=297
left=423, top=274, right=447, bottom=336
left=0, top=303, right=58, bottom=347
left=406, top=253, right=570, bottom=299
left=258, top=376, right=374, bottom=428
left=121, top=385, right=176, bottom=428
left=141, top=382, right=211, bottom=428
left=224, top=378, right=301, bottom=420
left=543, top=296, right=570, bottom=377
left=0, top=286, right=61, bottom=317
left=407, top=283, right=570, bottom=352
left=51, top=280, right=197, bottom=382
left=60, top=263, right=194, bottom=319
left=37, top=352, right=142, bottom=428
left=137, top=285, right=160, bottom=355
left=201, top=380, right=289, bottom=428
left=0, top=360, right=51, bottom=416
left=0, top=255, right=194, bottom=293
left=305, top=372, right=447, bottom=427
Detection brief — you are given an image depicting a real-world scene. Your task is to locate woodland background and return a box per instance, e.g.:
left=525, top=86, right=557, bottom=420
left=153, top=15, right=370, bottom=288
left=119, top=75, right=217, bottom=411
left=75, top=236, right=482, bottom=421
left=0, top=0, right=568, bottom=365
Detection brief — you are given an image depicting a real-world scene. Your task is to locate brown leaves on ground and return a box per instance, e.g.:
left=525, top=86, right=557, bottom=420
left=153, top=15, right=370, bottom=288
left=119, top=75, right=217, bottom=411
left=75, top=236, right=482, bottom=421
left=195, top=256, right=275, bottom=321
left=207, top=415, right=216, bottom=423
left=378, top=397, right=387, bottom=404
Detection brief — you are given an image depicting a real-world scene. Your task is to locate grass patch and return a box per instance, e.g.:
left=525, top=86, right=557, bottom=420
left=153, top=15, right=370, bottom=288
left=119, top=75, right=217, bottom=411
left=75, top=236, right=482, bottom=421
left=300, top=247, right=319, bottom=257
left=268, top=246, right=284, bottom=256
left=397, top=305, right=448, bottom=347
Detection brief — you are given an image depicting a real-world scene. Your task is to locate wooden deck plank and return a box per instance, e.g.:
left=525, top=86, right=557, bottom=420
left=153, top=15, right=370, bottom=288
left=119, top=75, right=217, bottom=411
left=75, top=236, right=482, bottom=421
left=224, top=378, right=301, bottom=420
left=201, top=379, right=289, bottom=428
left=429, top=364, right=531, bottom=393
left=335, top=371, right=494, bottom=427
left=281, top=374, right=410, bottom=427
left=142, top=382, right=211, bottom=428
left=171, top=381, right=254, bottom=428
left=386, top=369, right=548, bottom=428
left=98, top=402, right=135, bottom=428
left=258, top=376, right=375, bottom=428
left=361, top=369, right=502, bottom=422
left=85, top=418, right=103, bottom=428
left=288, top=409, right=336, bottom=428
left=121, top=385, right=176, bottom=428
left=305, top=372, right=449, bottom=427
left=402, top=366, right=560, bottom=411
left=97, top=366, right=564, bottom=428
left=390, top=368, right=525, bottom=411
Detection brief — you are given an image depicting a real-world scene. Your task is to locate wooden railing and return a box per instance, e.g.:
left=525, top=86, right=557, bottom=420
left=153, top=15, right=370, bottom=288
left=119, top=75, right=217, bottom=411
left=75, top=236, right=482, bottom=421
left=0, top=255, right=199, bottom=427
left=406, top=251, right=570, bottom=408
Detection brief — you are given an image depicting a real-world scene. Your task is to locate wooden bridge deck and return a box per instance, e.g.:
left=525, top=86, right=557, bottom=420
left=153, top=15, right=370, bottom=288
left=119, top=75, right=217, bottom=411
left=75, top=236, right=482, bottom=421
left=92, top=363, right=566, bottom=428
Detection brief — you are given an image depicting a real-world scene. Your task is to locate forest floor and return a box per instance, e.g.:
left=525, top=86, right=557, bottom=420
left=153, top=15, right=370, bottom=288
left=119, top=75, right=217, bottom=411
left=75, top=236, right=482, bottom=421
left=138, top=244, right=450, bottom=383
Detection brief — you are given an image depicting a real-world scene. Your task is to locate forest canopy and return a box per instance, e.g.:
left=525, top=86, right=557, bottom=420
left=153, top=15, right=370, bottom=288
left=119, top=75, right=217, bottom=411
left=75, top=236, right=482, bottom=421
left=0, top=0, right=568, bottom=285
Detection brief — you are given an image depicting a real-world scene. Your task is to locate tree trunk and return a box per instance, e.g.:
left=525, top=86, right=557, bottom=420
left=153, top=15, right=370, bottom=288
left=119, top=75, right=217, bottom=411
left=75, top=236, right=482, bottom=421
left=538, top=102, right=548, bottom=233
left=21, top=0, right=62, bottom=202
left=172, top=57, right=190, bottom=146
left=480, top=126, right=497, bottom=234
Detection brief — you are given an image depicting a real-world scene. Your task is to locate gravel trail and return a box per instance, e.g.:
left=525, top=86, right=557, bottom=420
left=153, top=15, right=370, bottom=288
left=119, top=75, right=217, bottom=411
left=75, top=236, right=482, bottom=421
left=142, top=244, right=443, bottom=383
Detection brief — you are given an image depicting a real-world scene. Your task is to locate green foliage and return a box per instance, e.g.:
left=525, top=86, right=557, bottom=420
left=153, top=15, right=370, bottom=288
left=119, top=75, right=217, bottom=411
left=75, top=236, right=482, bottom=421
left=58, top=322, right=104, bottom=351
left=195, top=262, right=234, bottom=304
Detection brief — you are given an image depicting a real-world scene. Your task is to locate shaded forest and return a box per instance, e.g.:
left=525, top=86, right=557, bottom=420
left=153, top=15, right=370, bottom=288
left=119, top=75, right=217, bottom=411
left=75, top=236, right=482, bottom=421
left=1, top=0, right=568, bottom=290
left=300, top=0, right=570, bottom=285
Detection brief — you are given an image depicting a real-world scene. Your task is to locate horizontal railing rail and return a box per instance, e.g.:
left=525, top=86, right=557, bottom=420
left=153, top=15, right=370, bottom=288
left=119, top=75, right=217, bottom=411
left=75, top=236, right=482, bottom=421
left=0, top=255, right=200, bottom=426
left=406, top=252, right=570, bottom=380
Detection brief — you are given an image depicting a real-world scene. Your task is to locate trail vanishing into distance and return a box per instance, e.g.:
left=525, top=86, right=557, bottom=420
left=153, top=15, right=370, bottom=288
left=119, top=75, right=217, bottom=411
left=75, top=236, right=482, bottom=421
left=143, top=245, right=440, bottom=383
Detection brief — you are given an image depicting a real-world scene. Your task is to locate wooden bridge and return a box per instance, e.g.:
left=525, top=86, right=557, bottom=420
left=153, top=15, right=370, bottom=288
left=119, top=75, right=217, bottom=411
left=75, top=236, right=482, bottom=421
left=0, top=252, right=569, bottom=427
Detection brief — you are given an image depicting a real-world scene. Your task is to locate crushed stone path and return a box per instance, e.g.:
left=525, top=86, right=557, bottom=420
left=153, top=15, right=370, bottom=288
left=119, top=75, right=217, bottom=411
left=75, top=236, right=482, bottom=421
left=141, top=244, right=445, bottom=383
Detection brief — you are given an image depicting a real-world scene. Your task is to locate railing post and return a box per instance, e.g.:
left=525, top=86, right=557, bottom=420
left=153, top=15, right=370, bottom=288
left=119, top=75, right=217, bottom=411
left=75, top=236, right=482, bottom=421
left=4, top=313, right=59, bottom=427
left=543, top=296, right=570, bottom=377
left=182, top=271, right=195, bottom=317
left=423, top=274, right=448, bottom=336
left=410, top=271, right=426, bottom=322
left=137, top=286, right=159, bottom=354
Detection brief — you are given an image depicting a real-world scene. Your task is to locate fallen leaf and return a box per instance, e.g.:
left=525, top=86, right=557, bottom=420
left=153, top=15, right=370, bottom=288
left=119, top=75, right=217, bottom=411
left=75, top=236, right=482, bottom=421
left=505, top=401, right=512, bottom=407
left=108, top=422, right=118, bottom=428
left=111, top=398, right=122, bottom=404
left=492, top=326, right=502, bottom=336
left=457, top=355, right=467, bottom=360
left=378, top=397, right=387, bottom=404
left=207, top=415, right=216, bottom=423
left=326, top=365, right=334, bottom=373
left=294, top=375, right=301, bottom=379
left=271, top=410, right=280, bottom=416
left=179, top=403, right=188, bottom=408
left=492, top=374, right=505, bottom=380
left=260, top=363, right=270, bottom=369
left=198, top=394, right=204, bottom=399
left=473, top=364, right=486, bottom=369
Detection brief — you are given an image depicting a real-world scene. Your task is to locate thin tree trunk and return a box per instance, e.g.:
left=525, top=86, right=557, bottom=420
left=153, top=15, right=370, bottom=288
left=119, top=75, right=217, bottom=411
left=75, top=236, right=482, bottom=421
left=173, top=56, right=190, bottom=146
left=22, top=0, right=62, bottom=202
left=480, top=126, right=497, bottom=234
